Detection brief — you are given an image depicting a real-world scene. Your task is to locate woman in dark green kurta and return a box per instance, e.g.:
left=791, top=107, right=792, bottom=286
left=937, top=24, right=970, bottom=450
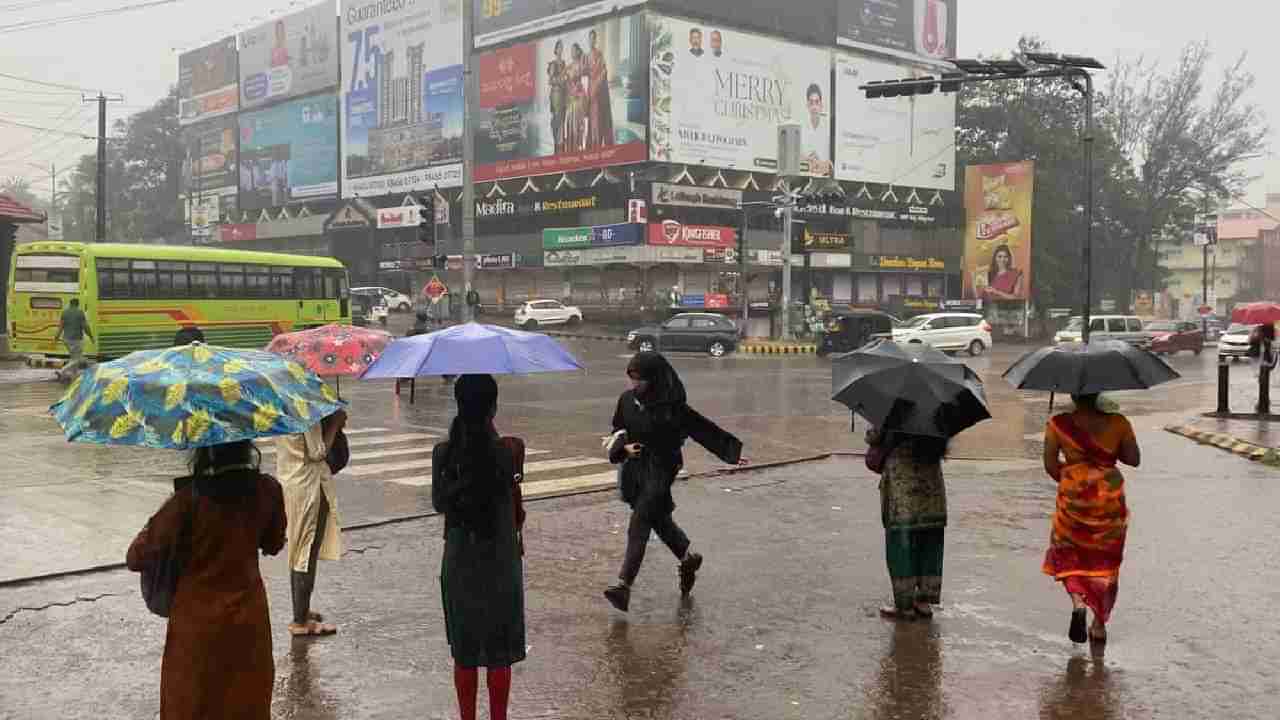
left=431, top=374, right=525, bottom=720
left=868, top=429, right=948, bottom=620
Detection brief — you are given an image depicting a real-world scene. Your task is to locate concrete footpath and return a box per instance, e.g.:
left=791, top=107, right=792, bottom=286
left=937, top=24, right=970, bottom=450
left=2, top=425, right=1278, bottom=719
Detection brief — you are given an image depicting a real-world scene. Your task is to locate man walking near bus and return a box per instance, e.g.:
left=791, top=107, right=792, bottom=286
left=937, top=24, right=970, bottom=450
left=53, top=298, right=92, bottom=381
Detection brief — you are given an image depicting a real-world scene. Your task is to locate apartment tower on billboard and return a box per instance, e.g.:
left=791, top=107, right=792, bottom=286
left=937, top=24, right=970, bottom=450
left=369, top=44, right=441, bottom=173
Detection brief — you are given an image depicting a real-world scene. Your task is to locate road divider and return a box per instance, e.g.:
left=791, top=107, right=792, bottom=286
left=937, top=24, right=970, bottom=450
left=1164, top=424, right=1280, bottom=465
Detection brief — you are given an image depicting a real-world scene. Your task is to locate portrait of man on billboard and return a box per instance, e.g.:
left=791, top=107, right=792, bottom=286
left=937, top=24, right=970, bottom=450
left=801, top=83, right=832, bottom=176
left=710, top=30, right=723, bottom=57
left=689, top=28, right=704, bottom=57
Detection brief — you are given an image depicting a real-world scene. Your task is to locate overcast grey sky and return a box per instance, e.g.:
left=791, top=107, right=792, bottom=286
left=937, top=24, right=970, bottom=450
left=0, top=0, right=1273, bottom=205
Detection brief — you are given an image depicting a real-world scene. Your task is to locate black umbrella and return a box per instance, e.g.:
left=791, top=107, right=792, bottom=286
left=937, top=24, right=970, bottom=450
left=1002, top=340, right=1180, bottom=395
left=831, top=339, right=992, bottom=438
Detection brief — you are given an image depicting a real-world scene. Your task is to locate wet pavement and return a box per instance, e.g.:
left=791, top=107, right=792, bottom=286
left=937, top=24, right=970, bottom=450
left=2, top=338, right=1278, bottom=717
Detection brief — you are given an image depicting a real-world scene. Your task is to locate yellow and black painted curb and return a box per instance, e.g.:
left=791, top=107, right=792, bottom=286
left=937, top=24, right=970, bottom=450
left=1164, top=425, right=1280, bottom=465
left=739, top=343, right=817, bottom=355
left=24, top=356, right=64, bottom=369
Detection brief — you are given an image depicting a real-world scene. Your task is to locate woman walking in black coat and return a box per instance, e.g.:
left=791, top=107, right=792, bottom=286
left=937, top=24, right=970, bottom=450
left=603, top=352, right=744, bottom=611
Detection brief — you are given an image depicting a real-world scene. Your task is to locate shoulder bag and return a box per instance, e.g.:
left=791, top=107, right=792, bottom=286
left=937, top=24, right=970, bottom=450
left=500, top=437, right=527, bottom=555
left=140, top=480, right=199, bottom=618
left=326, top=429, right=350, bottom=474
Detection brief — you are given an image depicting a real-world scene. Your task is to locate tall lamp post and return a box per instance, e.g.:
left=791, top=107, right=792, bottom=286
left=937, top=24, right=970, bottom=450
left=860, top=52, right=1104, bottom=341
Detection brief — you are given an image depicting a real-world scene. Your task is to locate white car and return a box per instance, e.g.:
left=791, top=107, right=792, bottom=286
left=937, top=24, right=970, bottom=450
left=352, top=286, right=413, bottom=312
left=892, top=313, right=993, bottom=356
left=1218, top=323, right=1255, bottom=362
left=514, top=299, right=583, bottom=329
left=1054, top=315, right=1150, bottom=347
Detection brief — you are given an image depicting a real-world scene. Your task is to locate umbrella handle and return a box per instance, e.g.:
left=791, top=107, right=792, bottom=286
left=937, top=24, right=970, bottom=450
left=1049, top=391, right=1054, bottom=413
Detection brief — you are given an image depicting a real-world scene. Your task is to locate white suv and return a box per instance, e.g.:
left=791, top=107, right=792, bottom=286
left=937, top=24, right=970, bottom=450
left=514, top=299, right=583, bottom=329
left=893, top=313, right=993, bottom=356
left=352, top=286, right=413, bottom=312
left=1054, top=315, right=1150, bottom=347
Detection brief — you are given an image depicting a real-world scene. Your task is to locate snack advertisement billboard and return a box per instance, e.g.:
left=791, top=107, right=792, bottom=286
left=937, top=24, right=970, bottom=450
left=649, top=15, right=832, bottom=176
left=837, top=0, right=957, bottom=66
left=833, top=53, right=955, bottom=189
left=340, top=0, right=464, bottom=197
left=180, top=115, right=239, bottom=195
left=473, top=0, right=647, bottom=48
left=962, top=161, right=1033, bottom=302
left=239, top=2, right=338, bottom=110
left=179, top=36, right=239, bottom=125
left=474, top=14, right=648, bottom=181
left=238, top=93, right=339, bottom=210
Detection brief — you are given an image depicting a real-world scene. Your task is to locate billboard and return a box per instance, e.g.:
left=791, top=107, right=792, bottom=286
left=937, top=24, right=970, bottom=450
left=340, top=0, right=464, bottom=197
left=834, top=53, right=955, bottom=189
left=475, top=14, right=648, bottom=181
left=180, top=115, right=238, bottom=195
left=962, top=161, right=1034, bottom=302
left=179, top=36, right=239, bottom=125
left=239, top=2, right=338, bottom=110
left=649, top=15, right=831, bottom=175
left=837, top=0, right=957, bottom=65
left=473, top=0, right=648, bottom=48
left=238, top=93, right=339, bottom=210
left=647, top=220, right=736, bottom=248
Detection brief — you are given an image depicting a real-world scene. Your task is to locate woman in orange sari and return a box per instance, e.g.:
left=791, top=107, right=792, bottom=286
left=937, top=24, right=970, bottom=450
left=1042, top=393, right=1140, bottom=644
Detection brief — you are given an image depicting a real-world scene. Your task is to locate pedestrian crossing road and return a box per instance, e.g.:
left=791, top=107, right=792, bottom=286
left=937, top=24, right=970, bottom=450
left=258, top=427, right=617, bottom=500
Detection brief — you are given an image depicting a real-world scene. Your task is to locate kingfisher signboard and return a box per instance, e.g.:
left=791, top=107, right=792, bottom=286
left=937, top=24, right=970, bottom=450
left=647, top=221, right=736, bottom=249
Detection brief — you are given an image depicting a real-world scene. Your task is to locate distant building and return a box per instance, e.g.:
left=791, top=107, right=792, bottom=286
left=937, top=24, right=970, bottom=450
left=1160, top=193, right=1280, bottom=316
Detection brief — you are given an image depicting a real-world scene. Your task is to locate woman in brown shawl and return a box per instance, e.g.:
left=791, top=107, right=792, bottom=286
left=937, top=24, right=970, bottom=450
left=587, top=29, right=614, bottom=148
left=126, top=440, right=288, bottom=719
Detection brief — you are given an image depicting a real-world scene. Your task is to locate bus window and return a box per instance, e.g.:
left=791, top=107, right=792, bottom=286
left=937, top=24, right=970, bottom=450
left=218, top=264, right=245, bottom=297
left=324, top=272, right=341, bottom=300
left=189, top=262, right=217, bottom=298
left=131, top=260, right=158, bottom=298
left=157, top=261, right=189, bottom=298
left=272, top=267, right=293, bottom=298
left=246, top=265, right=271, bottom=298
left=294, top=268, right=323, bottom=299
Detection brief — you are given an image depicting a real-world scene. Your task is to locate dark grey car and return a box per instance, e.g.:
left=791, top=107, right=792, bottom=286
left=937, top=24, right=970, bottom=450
left=627, top=313, right=739, bottom=357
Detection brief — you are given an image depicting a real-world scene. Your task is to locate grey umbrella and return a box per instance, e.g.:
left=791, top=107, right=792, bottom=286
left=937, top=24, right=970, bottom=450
left=1002, top=340, right=1180, bottom=394
left=831, top=340, right=992, bottom=438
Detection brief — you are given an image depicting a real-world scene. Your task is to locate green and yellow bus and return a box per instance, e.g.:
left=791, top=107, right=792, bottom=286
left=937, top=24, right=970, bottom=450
left=6, top=241, right=350, bottom=360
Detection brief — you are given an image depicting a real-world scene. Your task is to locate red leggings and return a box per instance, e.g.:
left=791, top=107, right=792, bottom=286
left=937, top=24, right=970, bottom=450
left=453, top=664, right=511, bottom=720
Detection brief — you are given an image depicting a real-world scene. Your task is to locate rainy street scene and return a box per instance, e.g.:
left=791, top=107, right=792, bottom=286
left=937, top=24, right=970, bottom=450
left=1, top=1, right=1279, bottom=719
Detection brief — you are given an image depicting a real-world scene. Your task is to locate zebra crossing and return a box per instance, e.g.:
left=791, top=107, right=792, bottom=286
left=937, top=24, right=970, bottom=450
left=258, top=426, right=617, bottom=498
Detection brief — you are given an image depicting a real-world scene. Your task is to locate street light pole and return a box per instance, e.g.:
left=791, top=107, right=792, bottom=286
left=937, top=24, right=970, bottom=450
left=460, top=2, right=476, bottom=322
left=1081, top=71, right=1094, bottom=344
left=781, top=202, right=793, bottom=340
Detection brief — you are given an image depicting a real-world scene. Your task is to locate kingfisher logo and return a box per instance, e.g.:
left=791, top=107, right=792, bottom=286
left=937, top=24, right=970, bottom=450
left=648, top=221, right=735, bottom=248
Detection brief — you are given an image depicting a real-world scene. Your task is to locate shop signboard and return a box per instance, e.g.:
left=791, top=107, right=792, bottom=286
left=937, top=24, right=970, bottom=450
left=704, top=293, right=731, bottom=309
left=651, top=182, right=742, bottom=209
left=808, top=252, right=852, bottom=268
left=474, top=14, right=648, bottom=180
left=543, top=226, right=593, bottom=250
left=473, top=0, right=647, bottom=48
left=833, top=53, right=955, bottom=190
left=591, top=222, right=643, bottom=247
left=478, top=253, right=518, bottom=269
left=647, top=220, right=736, bottom=248
left=340, top=0, right=464, bottom=196
left=239, top=2, right=338, bottom=110
left=837, top=0, right=957, bottom=66
left=476, top=187, right=622, bottom=223
left=649, top=15, right=832, bottom=176
left=326, top=200, right=374, bottom=231
left=702, top=247, right=738, bottom=264
left=859, top=254, right=952, bottom=271
left=179, top=36, right=238, bottom=125
left=238, top=93, right=339, bottom=209
left=376, top=205, right=425, bottom=229
left=649, top=246, right=704, bottom=263
left=962, top=160, right=1034, bottom=301
left=796, top=228, right=851, bottom=252
left=544, top=249, right=585, bottom=266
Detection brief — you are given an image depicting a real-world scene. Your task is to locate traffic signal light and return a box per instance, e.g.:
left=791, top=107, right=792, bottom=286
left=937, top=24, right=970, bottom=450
left=798, top=190, right=845, bottom=206
left=418, top=195, right=435, bottom=244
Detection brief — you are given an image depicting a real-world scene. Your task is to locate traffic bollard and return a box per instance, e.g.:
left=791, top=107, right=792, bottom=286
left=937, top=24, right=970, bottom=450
left=1217, top=361, right=1230, bottom=415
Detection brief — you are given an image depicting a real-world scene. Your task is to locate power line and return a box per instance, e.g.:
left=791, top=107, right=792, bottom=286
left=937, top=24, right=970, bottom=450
left=0, top=71, right=118, bottom=95
left=0, top=0, right=180, bottom=34
left=0, top=0, right=82, bottom=11
left=0, top=118, right=94, bottom=139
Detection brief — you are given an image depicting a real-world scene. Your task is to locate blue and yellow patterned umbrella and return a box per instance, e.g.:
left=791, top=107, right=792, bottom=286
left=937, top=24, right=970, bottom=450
left=50, top=343, right=346, bottom=450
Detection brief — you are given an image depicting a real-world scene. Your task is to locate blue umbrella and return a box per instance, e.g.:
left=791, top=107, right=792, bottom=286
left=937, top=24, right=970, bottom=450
left=360, top=322, right=584, bottom=379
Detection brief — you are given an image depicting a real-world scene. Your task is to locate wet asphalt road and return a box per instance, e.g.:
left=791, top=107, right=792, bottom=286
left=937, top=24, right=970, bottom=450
left=1, top=337, right=1278, bottom=717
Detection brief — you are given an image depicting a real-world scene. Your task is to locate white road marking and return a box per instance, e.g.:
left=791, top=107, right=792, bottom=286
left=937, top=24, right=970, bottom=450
left=346, top=449, right=553, bottom=477
left=343, top=427, right=389, bottom=436
left=257, top=433, right=436, bottom=456
left=378, top=456, right=609, bottom=485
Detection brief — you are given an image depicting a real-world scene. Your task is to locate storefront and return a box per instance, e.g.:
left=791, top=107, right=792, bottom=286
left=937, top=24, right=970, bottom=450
left=852, top=254, right=958, bottom=312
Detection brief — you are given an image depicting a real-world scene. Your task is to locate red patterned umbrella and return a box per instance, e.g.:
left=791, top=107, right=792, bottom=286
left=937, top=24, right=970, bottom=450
left=265, top=324, right=393, bottom=378
left=1231, top=303, right=1280, bottom=326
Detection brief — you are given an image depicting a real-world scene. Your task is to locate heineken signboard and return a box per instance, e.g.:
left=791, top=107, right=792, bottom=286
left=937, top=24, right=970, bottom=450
left=543, top=226, right=592, bottom=250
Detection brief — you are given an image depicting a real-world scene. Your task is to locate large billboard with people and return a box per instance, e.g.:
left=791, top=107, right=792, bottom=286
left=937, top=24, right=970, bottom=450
left=962, top=161, right=1034, bottom=302
left=339, top=0, right=464, bottom=197
left=238, top=93, right=339, bottom=210
left=837, top=0, right=957, bottom=65
left=178, top=36, right=238, bottom=125
left=180, top=115, right=238, bottom=196
left=239, top=2, right=338, bottom=110
left=648, top=15, right=832, bottom=175
left=473, top=0, right=647, bottom=48
left=474, top=14, right=648, bottom=181
left=833, top=53, right=955, bottom=189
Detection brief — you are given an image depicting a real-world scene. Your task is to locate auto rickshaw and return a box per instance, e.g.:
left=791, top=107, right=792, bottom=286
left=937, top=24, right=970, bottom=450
left=816, top=310, right=896, bottom=357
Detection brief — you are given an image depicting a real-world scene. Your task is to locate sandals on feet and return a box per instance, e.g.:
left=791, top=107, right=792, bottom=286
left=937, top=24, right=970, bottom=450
left=913, top=603, right=934, bottom=619
left=880, top=606, right=917, bottom=620
left=1069, top=609, right=1088, bottom=643
left=289, top=620, right=337, bottom=637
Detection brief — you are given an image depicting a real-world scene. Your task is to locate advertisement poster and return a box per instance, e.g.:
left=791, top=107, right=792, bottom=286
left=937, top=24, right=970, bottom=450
left=962, top=161, right=1034, bottom=302
left=649, top=15, right=830, bottom=175
left=834, top=53, right=954, bottom=189
left=179, top=37, right=239, bottom=125
left=239, top=2, right=338, bottom=110
left=340, top=0, right=464, bottom=197
left=647, top=221, right=736, bottom=248
left=837, top=0, right=957, bottom=65
left=473, top=0, right=647, bottom=48
left=543, top=226, right=592, bottom=249
left=238, top=93, right=339, bottom=210
left=180, top=115, right=238, bottom=195
left=475, top=15, right=648, bottom=181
